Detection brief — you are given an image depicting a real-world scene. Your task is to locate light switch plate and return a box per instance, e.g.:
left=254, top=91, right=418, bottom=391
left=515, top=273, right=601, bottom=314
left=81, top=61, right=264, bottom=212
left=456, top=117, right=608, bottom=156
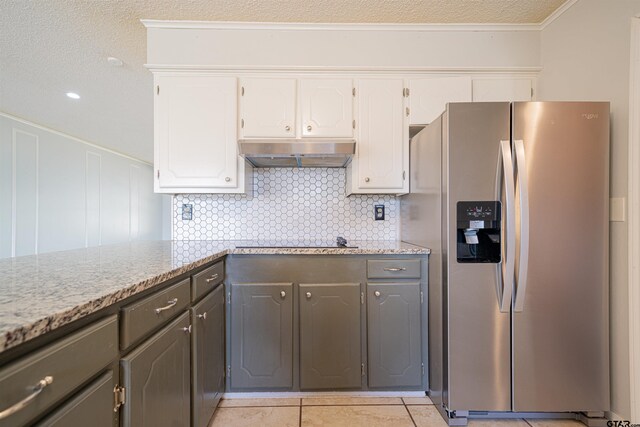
left=182, top=204, right=193, bottom=221
left=610, top=197, right=626, bottom=222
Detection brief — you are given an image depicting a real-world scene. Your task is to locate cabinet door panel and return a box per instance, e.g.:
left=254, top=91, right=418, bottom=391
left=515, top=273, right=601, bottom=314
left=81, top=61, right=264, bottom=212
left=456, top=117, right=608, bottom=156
left=156, top=75, right=238, bottom=189
left=299, top=283, right=361, bottom=390
left=356, top=79, right=406, bottom=191
left=36, top=370, right=116, bottom=427
left=409, top=77, right=472, bottom=125
left=241, top=78, right=296, bottom=138
left=367, top=283, right=422, bottom=388
left=230, top=283, right=293, bottom=389
left=121, top=312, right=191, bottom=427
left=472, top=78, right=533, bottom=102
left=301, top=79, right=353, bottom=137
left=192, top=285, right=225, bottom=427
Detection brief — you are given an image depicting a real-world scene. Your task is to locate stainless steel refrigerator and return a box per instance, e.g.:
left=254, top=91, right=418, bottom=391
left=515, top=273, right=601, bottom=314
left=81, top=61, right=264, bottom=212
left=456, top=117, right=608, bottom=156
left=401, top=102, right=610, bottom=424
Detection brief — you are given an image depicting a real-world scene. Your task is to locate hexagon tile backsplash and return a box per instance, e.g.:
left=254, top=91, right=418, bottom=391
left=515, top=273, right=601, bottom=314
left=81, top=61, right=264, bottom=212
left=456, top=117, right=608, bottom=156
left=172, top=168, right=399, bottom=241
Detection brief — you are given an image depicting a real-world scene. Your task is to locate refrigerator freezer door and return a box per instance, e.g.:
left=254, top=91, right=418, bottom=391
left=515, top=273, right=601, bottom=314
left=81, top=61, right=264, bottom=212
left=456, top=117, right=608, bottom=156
left=512, top=102, right=610, bottom=412
left=445, top=102, right=512, bottom=412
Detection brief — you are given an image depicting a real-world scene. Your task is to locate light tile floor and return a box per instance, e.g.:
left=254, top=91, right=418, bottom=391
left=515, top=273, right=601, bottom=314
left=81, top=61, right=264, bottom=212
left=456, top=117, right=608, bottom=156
left=209, top=396, right=587, bottom=427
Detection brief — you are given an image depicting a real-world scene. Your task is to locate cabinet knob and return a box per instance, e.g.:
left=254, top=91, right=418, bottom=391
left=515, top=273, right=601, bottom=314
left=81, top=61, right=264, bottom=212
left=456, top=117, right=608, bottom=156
left=307, top=125, right=312, bottom=132
left=182, top=325, right=192, bottom=334
left=225, top=177, right=231, bottom=182
left=365, top=177, right=370, bottom=183
left=280, top=291, right=286, bottom=299
left=374, top=291, right=381, bottom=297
left=306, top=291, right=312, bottom=299
left=285, top=125, right=291, bottom=132
left=197, top=312, right=207, bottom=320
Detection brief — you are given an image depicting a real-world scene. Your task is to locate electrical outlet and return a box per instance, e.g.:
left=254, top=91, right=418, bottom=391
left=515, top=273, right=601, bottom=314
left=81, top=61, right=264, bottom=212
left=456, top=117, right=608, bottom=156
left=374, top=204, right=385, bottom=221
left=182, top=204, right=193, bottom=221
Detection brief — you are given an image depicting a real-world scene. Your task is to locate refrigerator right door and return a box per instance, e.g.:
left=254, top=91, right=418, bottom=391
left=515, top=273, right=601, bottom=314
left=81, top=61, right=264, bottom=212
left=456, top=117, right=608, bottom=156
left=512, top=102, right=610, bottom=412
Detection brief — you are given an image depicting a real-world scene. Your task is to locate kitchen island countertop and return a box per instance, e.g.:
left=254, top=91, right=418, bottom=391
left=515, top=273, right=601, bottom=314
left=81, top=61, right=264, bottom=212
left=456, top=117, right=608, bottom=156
left=0, top=240, right=429, bottom=353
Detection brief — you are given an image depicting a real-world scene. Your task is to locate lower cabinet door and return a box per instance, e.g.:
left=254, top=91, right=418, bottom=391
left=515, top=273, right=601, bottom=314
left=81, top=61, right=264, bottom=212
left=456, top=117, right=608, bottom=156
left=192, top=285, right=225, bottom=427
left=299, top=283, right=361, bottom=390
left=36, top=370, right=116, bottom=427
left=230, top=283, right=293, bottom=390
left=367, top=283, right=422, bottom=388
left=120, top=312, right=191, bottom=427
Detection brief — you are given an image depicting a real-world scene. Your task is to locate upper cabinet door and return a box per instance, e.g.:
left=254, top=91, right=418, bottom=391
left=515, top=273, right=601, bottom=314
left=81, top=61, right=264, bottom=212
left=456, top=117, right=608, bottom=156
left=408, top=77, right=472, bottom=125
left=472, top=78, right=533, bottom=102
left=240, top=78, right=296, bottom=138
left=155, top=75, right=238, bottom=189
left=356, top=78, right=406, bottom=191
left=300, top=79, right=354, bottom=138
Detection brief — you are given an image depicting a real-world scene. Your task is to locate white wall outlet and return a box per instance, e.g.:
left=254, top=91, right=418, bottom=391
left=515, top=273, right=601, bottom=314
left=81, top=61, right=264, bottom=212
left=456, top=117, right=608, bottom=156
left=610, top=197, right=626, bottom=222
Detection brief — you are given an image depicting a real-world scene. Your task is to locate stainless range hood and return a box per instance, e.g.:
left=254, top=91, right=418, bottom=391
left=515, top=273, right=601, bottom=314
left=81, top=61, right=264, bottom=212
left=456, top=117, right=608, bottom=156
left=238, top=139, right=356, bottom=168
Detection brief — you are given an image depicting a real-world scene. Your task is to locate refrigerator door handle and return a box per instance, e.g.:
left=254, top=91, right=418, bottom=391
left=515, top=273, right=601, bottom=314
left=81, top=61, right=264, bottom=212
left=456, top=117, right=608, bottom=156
left=497, top=140, right=516, bottom=313
left=513, top=139, right=530, bottom=312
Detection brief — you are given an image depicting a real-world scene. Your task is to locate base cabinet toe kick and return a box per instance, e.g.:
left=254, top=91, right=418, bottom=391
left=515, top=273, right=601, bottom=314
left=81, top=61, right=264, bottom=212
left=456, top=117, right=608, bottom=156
left=225, top=254, right=429, bottom=392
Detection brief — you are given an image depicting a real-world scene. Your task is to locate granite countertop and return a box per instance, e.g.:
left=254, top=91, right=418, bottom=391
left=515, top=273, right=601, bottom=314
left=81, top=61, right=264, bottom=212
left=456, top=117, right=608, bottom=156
left=0, top=240, right=429, bottom=354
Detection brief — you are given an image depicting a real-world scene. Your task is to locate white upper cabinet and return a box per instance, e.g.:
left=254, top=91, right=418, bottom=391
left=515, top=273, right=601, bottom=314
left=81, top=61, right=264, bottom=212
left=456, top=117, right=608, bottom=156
left=349, top=78, right=407, bottom=195
left=472, top=78, right=534, bottom=102
left=240, top=78, right=297, bottom=138
left=155, top=74, right=249, bottom=193
left=240, top=77, right=355, bottom=139
left=300, top=79, right=354, bottom=138
left=408, top=76, right=472, bottom=125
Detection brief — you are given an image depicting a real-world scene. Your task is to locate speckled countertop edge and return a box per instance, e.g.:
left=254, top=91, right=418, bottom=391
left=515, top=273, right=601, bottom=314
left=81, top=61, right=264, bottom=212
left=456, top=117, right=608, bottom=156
left=0, top=241, right=429, bottom=353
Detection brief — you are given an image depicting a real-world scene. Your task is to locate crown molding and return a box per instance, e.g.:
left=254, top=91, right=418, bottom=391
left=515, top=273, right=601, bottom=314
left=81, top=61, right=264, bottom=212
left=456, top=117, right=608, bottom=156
left=141, top=19, right=541, bottom=32
left=539, top=0, right=579, bottom=30
left=0, top=111, right=151, bottom=165
left=145, top=64, right=542, bottom=74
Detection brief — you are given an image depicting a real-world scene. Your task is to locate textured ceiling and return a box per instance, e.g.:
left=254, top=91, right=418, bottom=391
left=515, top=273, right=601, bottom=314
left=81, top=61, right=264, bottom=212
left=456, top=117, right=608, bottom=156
left=0, top=0, right=566, bottom=162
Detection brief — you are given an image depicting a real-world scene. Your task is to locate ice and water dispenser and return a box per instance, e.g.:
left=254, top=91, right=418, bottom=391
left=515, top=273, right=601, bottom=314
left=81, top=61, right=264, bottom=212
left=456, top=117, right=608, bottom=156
left=456, top=201, right=501, bottom=263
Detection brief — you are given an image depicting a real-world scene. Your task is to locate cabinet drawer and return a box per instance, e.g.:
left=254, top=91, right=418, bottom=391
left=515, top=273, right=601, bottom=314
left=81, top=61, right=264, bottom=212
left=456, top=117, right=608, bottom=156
left=192, top=261, right=224, bottom=302
left=0, top=316, right=118, bottom=427
left=36, top=370, right=116, bottom=427
left=120, top=278, right=190, bottom=350
left=367, top=259, right=421, bottom=279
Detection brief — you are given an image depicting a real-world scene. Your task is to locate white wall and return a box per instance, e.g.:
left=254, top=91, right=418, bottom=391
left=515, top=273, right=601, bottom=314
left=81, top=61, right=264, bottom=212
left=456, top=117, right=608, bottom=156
left=0, top=113, right=167, bottom=259
left=539, top=0, right=640, bottom=420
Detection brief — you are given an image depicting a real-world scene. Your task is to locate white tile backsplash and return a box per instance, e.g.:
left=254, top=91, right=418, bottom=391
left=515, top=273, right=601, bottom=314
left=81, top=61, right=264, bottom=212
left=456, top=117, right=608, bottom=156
left=172, top=168, right=399, bottom=240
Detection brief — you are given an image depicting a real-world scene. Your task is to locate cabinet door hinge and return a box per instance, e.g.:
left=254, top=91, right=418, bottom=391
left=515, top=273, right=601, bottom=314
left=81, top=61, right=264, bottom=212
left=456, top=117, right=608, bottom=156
left=241, top=119, right=244, bottom=129
left=360, top=292, right=364, bottom=305
left=361, top=363, right=365, bottom=377
left=406, top=107, right=410, bottom=117
left=352, top=87, right=356, bottom=97
left=403, top=170, right=406, bottom=181
left=352, top=119, right=356, bottom=129
left=421, top=363, right=425, bottom=376
left=531, top=87, right=534, bottom=99
left=113, top=385, right=126, bottom=412
left=157, top=170, right=160, bottom=179
left=227, top=291, right=231, bottom=304
left=227, top=365, right=231, bottom=378
left=156, top=85, right=159, bottom=95
left=420, top=291, right=423, bottom=304
left=403, top=88, right=410, bottom=97
left=241, top=86, right=245, bottom=96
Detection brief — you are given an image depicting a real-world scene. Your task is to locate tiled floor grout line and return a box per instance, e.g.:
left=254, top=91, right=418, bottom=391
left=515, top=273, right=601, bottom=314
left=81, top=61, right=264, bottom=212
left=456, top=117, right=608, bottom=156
left=298, top=398, right=302, bottom=427
left=524, top=418, right=535, bottom=427
left=403, top=403, right=419, bottom=427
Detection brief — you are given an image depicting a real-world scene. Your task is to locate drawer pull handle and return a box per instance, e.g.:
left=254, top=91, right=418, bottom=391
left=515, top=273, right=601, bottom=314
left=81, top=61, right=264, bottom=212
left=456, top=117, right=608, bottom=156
left=197, top=312, right=207, bottom=320
left=0, top=376, right=53, bottom=420
left=155, top=298, right=178, bottom=314
left=383, top=267, right=406, bottom=272
left=374, top=291, right=381, bottom=297
left=205, top=274, right=219, bottom=283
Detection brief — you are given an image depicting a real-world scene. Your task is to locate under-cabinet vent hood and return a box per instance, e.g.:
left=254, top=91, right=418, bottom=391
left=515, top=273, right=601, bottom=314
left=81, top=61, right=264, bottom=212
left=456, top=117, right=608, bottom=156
left=238, top=139, right=356, bottom=168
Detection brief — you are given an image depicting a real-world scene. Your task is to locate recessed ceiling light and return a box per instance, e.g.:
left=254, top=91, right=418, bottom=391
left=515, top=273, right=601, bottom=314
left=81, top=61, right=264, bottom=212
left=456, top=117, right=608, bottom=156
left=66, top=92, right=80, bottom=99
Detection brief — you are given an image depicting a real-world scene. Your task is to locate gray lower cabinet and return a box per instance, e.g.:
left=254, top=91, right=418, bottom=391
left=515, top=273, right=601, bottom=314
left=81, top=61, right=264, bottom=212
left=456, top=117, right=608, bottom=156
left=36, top=370, right=116, bottom=427
left=230, top=283, right=293, bottom=390
left=367, top=283, right=422, bottom=388
left=299, top=283, right=361, bottom=390
left=192, top=285, right=225, bottom=427
left=120, top=312, right=191, bottom=427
